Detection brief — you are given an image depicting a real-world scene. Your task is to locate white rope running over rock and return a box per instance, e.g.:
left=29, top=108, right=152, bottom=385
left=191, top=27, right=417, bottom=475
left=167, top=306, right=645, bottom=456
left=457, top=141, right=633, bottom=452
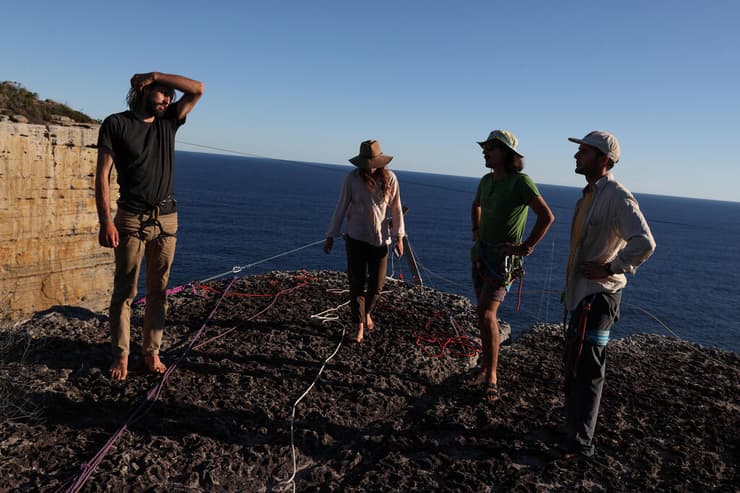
left=279, top=294, right=349, bottom=492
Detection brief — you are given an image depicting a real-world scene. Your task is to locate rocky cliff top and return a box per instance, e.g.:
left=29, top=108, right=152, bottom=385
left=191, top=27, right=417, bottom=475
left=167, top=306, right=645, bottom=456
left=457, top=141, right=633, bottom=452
left=0, top=81, right=98, bottom=126
left=1, top=270, right=737, bottom=491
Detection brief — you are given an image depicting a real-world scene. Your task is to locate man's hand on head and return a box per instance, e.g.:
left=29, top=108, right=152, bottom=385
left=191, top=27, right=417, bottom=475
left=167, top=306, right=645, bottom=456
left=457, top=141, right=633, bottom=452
left=130, top=72, right=158, bottom=92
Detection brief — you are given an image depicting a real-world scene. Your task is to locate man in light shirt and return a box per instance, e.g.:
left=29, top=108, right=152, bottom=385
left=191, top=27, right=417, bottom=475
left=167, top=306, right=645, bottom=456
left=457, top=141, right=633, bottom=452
left=562, top=130, right=656, bottom=458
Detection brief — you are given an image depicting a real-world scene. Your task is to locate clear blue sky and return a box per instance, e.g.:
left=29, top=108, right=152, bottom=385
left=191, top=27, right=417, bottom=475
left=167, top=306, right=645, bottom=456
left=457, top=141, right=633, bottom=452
left=4, top=1, right=739, bottom=201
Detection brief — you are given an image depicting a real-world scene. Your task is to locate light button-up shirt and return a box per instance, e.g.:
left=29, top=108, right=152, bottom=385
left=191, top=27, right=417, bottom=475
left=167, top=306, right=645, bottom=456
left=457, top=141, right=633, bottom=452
left=326, top=169, right=405, bottom=247
left=564, top=173, right=656, bottom=311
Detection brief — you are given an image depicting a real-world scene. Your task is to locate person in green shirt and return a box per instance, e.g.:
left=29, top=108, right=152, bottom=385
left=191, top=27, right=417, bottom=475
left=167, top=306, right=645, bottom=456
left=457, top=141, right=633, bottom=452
left=471, top=130, right=554, bottom=401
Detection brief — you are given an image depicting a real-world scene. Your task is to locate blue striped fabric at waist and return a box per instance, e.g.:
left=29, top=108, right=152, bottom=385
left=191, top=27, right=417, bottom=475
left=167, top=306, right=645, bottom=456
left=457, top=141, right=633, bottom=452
left=584, top=329, right=610, bottom=346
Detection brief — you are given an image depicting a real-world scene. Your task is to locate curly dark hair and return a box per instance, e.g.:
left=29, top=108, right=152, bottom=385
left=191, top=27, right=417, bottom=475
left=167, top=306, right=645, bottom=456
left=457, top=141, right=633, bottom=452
left=504, top=150, right=524, bottom=173
left=126, top=84, right=176, bottom=111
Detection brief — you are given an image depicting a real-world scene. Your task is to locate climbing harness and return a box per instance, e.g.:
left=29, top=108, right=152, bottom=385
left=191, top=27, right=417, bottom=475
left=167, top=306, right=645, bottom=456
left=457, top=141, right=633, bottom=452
left=477, top=240, right=524, bottom=286
left=118, top=196, right=178, bottom=241
left=475, top=240, right=526, bottom=311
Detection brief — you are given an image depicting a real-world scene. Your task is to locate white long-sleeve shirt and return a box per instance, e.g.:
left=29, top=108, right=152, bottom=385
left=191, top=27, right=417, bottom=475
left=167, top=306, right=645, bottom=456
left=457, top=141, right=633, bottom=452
left=565, top=173, right=656, bottom=310
left=326, top=169, right=405, bottom=247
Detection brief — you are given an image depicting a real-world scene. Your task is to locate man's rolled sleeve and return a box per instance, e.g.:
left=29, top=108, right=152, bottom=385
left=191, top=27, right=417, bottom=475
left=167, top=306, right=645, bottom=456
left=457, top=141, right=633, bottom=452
left=611, top=196, right=656, bottom=274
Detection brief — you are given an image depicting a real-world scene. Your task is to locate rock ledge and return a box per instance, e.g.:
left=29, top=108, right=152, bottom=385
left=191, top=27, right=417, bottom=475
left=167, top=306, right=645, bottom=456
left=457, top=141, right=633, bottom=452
left=0, top=270, right=737, bottom=492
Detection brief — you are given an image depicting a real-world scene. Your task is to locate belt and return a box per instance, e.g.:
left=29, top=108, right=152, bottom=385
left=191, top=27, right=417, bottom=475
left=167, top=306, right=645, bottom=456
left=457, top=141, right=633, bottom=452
left=119, top=195, right=177, bottom=216
left=117, top=195, right=178, bottom=240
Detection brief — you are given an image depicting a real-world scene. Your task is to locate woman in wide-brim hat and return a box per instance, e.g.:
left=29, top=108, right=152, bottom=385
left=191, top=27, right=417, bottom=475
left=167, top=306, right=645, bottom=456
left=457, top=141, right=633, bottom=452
left=324, top=140, right=405, bottom=343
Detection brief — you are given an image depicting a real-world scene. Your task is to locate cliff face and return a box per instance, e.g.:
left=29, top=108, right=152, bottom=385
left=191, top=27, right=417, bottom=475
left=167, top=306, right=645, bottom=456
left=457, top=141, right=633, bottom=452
left=0, top=119, right=116, bottom=320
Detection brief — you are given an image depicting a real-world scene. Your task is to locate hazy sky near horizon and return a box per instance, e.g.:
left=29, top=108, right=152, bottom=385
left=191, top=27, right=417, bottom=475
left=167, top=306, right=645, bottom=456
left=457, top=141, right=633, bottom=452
left=3, top=1, right=738, bottom=202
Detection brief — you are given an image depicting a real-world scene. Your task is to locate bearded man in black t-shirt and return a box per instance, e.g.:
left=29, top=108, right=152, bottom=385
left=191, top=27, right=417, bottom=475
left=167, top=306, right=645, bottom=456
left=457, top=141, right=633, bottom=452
left=95, top=72, right=203, bottom=381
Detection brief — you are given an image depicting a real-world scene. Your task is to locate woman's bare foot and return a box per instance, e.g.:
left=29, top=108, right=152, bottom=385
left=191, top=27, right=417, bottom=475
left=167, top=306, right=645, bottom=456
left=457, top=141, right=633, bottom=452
left=365, top=314, right=375, bottom=331
left=353, top=323, right=365, bottom=343
left=109, top=356, right=128, bottom=381
left=144, top=354, right=167, bottom=374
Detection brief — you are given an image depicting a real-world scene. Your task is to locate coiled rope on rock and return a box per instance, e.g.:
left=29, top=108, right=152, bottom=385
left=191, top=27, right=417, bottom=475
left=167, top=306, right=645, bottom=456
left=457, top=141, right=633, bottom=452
left=413, top=310, right=481, bottom=359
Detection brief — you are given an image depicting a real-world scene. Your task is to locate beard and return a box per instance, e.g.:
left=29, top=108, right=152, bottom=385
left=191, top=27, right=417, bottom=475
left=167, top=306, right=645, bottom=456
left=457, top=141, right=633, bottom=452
left=146, top=99, right=167, bottom=118
left=574, top=159, right=596, bottom=176
left=139, top=93, right=169, bottom=118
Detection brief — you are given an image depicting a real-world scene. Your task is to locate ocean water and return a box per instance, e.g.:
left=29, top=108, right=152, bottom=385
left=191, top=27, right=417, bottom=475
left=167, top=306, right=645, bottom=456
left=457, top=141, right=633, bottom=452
left=160, top=151, right=740, bottom=352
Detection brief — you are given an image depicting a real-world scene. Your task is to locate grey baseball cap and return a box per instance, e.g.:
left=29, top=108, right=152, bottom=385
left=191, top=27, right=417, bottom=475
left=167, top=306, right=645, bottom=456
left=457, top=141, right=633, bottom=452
left=568, top=130, right=620, bottom=164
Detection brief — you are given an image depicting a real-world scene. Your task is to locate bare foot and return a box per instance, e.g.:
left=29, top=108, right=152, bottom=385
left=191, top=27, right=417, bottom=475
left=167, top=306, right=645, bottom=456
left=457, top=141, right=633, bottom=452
left=365, top=314, right=375, bottom=331
left=144, top=354, right=167, bottom=374
left=109, top=356, right=128, bottom=381
left=353, top=323, right=365, bottom=343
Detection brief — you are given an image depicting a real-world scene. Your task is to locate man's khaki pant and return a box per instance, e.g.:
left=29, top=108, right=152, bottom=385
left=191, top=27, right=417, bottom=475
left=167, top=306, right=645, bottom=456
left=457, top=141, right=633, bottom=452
left=110, top=209, right=178, bottom=358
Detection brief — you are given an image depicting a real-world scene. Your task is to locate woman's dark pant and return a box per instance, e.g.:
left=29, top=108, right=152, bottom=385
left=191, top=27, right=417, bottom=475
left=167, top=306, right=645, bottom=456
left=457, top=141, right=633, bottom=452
left=344, top=236, right=388, bottom=324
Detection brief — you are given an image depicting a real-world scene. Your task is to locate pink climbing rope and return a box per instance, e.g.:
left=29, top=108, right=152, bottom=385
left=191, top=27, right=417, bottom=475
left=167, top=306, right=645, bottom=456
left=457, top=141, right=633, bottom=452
left=58, top=277, right=237, bottom=493
left=134, top=283, right=203, bottom=305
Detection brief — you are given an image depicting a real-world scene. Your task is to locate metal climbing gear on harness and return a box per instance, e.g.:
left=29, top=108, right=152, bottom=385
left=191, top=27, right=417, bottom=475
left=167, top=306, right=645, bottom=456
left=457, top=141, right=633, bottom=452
left=475, top=240, right=526, bottom=309
left=503, top=254, right=525, bottom=287
left=477, top=240, right=524, bottom=287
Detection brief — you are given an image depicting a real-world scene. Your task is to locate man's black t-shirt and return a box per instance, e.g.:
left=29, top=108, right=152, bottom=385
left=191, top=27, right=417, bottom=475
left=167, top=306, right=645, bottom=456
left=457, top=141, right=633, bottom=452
left=98, top=105, right=185, bottom=213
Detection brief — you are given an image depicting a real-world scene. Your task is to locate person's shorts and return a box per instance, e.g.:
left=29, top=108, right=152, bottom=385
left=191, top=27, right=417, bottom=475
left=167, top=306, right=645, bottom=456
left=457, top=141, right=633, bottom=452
left=472, top=262, right=507, bottom=304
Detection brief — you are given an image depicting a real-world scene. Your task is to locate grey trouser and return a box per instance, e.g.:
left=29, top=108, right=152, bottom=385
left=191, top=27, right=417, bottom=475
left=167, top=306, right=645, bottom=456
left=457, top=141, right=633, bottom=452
left=563, top=291, right=620, bottom=456
left=345, top=235, right=388, bottom=324
left=110, top=208, right=178, bottom=358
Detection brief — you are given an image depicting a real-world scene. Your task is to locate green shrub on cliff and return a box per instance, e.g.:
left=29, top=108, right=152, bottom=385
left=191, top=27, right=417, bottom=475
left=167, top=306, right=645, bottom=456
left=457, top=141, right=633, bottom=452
left=0, top=81, right=98, bottom=124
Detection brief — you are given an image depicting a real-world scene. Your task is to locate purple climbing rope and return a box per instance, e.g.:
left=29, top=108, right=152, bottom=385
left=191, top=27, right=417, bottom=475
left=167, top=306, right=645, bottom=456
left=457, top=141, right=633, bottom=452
left=57, top=277, right=237, bottom=493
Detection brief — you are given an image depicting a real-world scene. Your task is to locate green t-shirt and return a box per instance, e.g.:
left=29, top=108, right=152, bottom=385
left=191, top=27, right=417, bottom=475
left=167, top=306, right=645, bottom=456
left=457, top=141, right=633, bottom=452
left=471, top=172, right=540, bottom=262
